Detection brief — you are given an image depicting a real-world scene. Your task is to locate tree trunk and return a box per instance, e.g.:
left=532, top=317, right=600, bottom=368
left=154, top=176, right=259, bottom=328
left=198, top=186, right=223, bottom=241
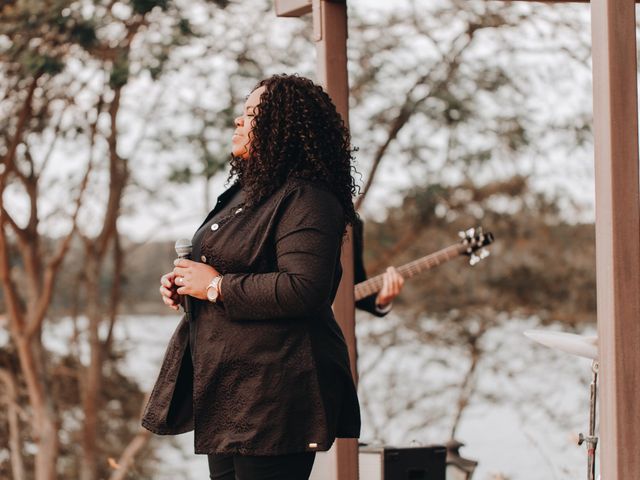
left=80, top=255, right=102, bottom=480
left=15, top=335, right=60, bottom=480
left=0, top=368, right=26, bottom=480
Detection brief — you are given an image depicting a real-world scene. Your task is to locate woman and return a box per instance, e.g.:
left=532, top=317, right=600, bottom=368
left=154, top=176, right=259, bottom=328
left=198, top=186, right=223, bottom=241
left=141, top=74, right=361, bottom=480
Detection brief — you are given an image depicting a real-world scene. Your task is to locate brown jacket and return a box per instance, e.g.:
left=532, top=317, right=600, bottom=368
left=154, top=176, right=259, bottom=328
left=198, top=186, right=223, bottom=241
left=141, top=178, right=361, bottom=455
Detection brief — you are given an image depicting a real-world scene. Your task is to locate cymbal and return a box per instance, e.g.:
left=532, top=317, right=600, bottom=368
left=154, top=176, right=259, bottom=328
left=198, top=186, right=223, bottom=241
left=524, top=330, right=598, bottom=361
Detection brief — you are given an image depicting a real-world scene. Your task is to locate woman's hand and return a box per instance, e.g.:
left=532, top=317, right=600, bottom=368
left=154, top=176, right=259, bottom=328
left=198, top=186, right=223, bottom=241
left=375, top=266, right=404, bottom=309
left=173, top=259, right=220, bottom=301
left=159, top=271, right=182, bottom=311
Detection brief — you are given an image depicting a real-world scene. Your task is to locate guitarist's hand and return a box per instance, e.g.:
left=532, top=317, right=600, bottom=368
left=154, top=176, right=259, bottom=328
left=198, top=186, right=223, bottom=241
left=375, top=266, right=404, bottom=309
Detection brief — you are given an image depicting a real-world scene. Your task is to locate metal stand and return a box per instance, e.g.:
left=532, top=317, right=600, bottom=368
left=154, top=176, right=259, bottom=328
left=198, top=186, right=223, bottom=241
left=523, top=331, right=600, bottom=479
left=578, top=360, right=599, bottom=480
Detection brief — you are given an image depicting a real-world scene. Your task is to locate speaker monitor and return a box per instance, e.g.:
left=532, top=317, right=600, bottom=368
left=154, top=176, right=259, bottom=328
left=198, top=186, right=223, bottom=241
left=359, top=445, right=447, bottom=480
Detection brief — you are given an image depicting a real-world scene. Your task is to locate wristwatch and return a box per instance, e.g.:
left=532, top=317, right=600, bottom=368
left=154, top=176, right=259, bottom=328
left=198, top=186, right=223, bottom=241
left=206, top=275, right=223, bottom=303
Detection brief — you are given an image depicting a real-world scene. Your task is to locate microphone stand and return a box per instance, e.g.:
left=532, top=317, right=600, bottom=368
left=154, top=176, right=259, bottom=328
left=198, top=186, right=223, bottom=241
left=578, top=360, right=599, bottom=480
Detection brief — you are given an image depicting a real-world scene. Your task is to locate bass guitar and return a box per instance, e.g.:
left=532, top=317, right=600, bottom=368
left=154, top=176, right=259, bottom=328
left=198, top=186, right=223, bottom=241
left=354, top=227, right=494, bottom=301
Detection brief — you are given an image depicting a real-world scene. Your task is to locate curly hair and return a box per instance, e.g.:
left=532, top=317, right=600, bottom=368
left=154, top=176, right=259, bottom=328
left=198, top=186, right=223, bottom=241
left=229, top=74, right=358, bottom=226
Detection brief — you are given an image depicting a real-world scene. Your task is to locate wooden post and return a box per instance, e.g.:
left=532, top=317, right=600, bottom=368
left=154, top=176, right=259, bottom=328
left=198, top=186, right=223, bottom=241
left=590, top=0, right=640, bottom=478
left=313, top=4, right=359, bottom=479
left=313, top=0, right=354, bottom=378
left=275, top=1, right=357, bottom=479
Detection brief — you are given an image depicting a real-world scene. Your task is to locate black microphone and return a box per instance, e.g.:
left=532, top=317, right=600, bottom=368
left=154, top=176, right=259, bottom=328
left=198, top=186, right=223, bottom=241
left=174, top=238, right=192, bottom=322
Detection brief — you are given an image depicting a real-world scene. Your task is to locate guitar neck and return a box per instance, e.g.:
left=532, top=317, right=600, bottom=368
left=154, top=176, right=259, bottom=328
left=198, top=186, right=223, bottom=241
left=354, top=243, right=466, bottom=301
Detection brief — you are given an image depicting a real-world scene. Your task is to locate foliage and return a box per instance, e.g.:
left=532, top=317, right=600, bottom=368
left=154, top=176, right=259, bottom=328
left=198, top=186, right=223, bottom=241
left=0, top=1, right=229, bottom=479
left=343, top=3, right=595, bottom=457
left=149, top=0, right=315, bottom=213
left=348, top=0, right=592, bottom=214
left=132, top=0, right=168, bottom=15
left=363, top=177, right=596, bottom=325
left=0, top=341, right=161, bottom=479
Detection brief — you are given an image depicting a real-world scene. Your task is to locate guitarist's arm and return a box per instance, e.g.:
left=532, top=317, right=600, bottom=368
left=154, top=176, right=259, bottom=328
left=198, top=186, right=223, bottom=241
left=353, top=217, right=404, bottom=316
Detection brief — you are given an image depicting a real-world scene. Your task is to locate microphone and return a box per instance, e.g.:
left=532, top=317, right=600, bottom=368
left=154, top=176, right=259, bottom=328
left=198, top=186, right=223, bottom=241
left=174, top=238, right=192, bottom=321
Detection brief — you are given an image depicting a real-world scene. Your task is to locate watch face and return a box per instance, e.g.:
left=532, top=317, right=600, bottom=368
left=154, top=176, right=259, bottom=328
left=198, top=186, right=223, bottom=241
left=207, top=286, right=218, bottom=302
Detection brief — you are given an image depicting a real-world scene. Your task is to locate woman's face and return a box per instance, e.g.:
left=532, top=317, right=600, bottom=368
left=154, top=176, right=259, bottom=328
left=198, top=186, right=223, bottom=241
left=232, top=86, right=266, bottom=160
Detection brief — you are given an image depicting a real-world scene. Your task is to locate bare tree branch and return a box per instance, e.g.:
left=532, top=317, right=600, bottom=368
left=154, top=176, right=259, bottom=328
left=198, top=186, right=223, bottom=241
left=0, top=210, right=25, bottom=331
left=107, top=426, right=151, bottom=480
left=0, top=367, right=27, bottom=480
left=355, top=29, right=471, bottom=210
left=95, top=86, right=128, bottom=258
left=449, top=335, right=481, bottom=439
left=2, top=74, right=41, bottom=171
left=124, top=85, right=166, bottom=162
left=27, top=111, right=97, bottom=339
left=103, top=232, right=123, bottom=354
left=35, top=106, right=67, bottom=176
left=107, top=395, right=152, bottom=480
left=0, top=203, right=28, bottom=243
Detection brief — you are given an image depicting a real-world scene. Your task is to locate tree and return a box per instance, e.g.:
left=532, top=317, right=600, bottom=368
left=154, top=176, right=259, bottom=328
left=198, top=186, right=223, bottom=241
left=345, top=0, right=595, bottom=471
left=0, top=1, right=229, bottom=479
left=151, top=0, right=315, bottom=214
left=347, top=0, right=592, bottom=214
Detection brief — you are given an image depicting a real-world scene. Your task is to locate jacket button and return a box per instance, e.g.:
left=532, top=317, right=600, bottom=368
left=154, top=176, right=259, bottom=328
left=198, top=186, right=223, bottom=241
left=201, top=255, right=207, bottom=262
left=211, top=223, right=219, bottom=231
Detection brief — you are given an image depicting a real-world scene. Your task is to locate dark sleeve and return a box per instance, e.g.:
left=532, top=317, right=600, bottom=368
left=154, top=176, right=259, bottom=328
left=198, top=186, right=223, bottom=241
left=353, top=216, right=389, bottom=317
left=220, top=184, right=344, bottom=320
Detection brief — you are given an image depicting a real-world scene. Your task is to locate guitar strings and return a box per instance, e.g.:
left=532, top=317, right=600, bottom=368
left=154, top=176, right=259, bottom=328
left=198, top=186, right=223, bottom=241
left=354, top=244, right=465, bottom=300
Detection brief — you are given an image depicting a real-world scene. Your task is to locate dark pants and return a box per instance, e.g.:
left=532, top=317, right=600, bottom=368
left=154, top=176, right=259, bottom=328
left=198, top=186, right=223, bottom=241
left=207, top=452, right=316, bottom=480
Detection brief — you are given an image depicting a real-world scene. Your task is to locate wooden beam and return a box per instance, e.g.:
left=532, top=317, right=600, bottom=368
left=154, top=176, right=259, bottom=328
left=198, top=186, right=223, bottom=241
left=274, top=0, right=311, bottom=17
left=591, top=0, right=640, bottom=479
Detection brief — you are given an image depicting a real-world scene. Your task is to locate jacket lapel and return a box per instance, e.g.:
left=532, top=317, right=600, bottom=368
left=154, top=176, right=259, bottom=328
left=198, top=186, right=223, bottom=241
left=195, top=181, right=242, bottom=232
